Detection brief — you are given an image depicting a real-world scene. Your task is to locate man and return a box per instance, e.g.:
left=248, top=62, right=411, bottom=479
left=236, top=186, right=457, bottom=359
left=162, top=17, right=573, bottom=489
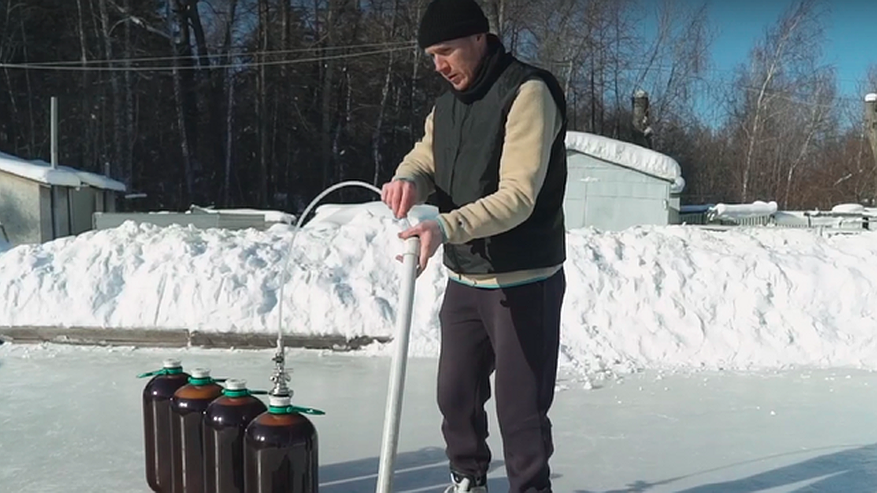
left=380, top=0, right=568, bottom=491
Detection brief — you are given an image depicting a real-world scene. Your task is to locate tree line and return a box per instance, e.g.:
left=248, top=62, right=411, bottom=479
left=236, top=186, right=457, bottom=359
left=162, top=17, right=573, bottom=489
left=0, top=0, right=874, bottom=213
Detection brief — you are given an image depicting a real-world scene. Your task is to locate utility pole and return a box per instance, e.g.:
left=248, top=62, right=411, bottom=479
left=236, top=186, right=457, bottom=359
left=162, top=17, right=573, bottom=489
left=866, top=93, right=877, bottom=204
left=51, top=96, right=58, bottom=169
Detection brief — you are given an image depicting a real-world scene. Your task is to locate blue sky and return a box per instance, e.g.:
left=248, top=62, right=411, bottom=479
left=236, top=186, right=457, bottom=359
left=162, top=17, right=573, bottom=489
left=702, top=0, right=875, bottom=99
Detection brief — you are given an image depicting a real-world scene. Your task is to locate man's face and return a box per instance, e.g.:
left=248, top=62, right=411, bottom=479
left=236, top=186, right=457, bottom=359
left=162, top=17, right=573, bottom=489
left=425, top=34, right=486, bottom=91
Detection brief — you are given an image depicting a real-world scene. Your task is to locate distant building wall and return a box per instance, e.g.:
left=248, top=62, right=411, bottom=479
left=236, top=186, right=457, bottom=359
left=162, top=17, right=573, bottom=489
left=50, top=186, right=71, bottom=239
left=102, top=190, right=117, bottom=213
left=38, top=187, right=53, bottom=242
left=0, top=170, right=43, bottom=245
left=70, top=187, right=97, bottom=235
left=564, top=152, right=672, bottom=231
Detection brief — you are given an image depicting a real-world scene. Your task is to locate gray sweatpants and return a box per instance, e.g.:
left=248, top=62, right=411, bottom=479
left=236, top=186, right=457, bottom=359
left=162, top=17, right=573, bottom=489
left=437, top=268, right=565, bottom=493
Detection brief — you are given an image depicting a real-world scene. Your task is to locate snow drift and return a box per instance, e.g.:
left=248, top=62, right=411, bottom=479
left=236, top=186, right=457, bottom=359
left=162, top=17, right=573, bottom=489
left=1, top=202, right=876, bottom=379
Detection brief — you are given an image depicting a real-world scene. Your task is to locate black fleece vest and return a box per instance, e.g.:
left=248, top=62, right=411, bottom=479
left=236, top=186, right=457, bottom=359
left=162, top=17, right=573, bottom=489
left=432, top=55, right=568, bottom=275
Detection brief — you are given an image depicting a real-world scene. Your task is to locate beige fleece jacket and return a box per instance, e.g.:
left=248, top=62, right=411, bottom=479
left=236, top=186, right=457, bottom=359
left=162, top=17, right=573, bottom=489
left=393, top=79, right=564, bottom=287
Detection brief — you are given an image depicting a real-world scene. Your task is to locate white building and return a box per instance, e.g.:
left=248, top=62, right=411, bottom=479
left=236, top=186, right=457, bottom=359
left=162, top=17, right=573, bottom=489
left=563, top=131, right=685, bottom=231
left=0, top=150, right=125, bottom=246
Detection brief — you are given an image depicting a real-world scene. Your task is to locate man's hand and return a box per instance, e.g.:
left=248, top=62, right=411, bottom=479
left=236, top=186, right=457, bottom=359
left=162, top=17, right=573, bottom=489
left=381, top=179, right=417, bottom=219
left=397, top=219, right=443, bottom=274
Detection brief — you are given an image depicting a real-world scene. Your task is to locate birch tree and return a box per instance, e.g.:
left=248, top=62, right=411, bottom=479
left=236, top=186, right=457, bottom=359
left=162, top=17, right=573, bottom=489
left=733, top=0, right=828, bottom=202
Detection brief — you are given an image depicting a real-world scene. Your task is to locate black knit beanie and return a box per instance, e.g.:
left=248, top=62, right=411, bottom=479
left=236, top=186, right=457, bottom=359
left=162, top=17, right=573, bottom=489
left=417, top=0, right=490, bottom=50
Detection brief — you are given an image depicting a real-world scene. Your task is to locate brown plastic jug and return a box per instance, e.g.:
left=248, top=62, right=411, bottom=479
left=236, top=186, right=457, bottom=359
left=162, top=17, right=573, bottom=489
left=139, top=359, right=190, bottom=492
left=169, top=367, right=223, bottom=492
left=203, top=379, right=268, bottom=493
left=243, top=394, right=324, bottom=493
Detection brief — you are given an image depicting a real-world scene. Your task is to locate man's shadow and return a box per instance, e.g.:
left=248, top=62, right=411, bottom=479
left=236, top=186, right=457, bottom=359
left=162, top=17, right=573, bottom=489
left=320, top=446, right=505, bottom=492
left=320, top=445, right=561, bottom=492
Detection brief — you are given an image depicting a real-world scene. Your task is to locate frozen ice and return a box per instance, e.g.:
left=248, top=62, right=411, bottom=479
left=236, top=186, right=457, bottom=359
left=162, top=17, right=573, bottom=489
left=2, top=343, right=877, bottom=492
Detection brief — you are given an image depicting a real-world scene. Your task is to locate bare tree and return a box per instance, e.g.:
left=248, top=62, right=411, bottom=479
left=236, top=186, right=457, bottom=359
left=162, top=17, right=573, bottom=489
left=635, top=0, right=713, bottom=136
left=733, top=0, right=828, bottom=202
left=372, top=0, right=400, bottom=186
left=98, top=0, right=123, bottom=181
left=781, top=70, right=836, bottom=207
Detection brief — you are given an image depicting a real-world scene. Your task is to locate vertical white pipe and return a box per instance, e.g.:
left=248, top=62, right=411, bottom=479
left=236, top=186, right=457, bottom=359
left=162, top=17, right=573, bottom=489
left=375, top=236, right=420, bottom=493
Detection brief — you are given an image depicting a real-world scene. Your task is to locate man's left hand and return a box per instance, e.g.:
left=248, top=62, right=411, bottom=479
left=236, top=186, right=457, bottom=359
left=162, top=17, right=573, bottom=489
left=397, top=219, right=443, bottom=274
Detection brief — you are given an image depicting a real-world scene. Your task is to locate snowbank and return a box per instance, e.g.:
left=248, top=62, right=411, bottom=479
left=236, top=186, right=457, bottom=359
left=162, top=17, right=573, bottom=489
left=708, top=201, right=778, bottom=221
left=0, top=151, right=125, bottom=191
left=832, top=203, right=866, bottom=214
left=564, top=131, right=685, bottom=193
left=2, top=202, right=877, bottom=379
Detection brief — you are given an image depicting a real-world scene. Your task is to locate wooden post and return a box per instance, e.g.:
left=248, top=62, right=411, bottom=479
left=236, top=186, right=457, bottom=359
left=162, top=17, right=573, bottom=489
left=866, top=93, right=877, bottom=205
left=632, top=89, right=652, bottom=148
left=51, top=96, right=58, bottom=169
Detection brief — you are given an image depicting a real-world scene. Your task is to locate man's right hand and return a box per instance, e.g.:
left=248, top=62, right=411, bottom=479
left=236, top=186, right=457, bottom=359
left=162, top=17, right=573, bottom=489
left=381, top=179, right=417, bottom=219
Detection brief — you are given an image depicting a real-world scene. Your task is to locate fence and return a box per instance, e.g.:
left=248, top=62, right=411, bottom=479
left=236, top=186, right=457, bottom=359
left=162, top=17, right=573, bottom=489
left=677, top=208, right=875, bottom=233
left=92, top=205, right=294, bottom=232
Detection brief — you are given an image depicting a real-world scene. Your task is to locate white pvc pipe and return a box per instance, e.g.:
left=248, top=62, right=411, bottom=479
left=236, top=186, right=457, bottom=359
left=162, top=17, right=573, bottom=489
left=277, top=180, right=412, bottom=348
left=375, top=235, right=420, bottom=493
left=271, top=179, right=420, bottom=491
left=293, top=180, right=411, bottom=231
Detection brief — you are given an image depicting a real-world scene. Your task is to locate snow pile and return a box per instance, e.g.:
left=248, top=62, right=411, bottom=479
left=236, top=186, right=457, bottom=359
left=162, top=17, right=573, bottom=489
left=564, top=131, right=685, bottom=193
left=2, top=202, right=877, bottom=378
left=0, top=150, right=125, bottom=191
left=831, top=203, right=866, bottom=214
left=0, top=207, right=425, bottom=343
left=559, top=226, right=877, bottom=376
left=708, top=200, right=778, bottom=221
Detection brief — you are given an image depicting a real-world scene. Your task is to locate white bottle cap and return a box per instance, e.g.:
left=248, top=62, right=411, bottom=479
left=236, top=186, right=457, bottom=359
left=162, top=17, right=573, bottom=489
left=269, top=394, right=291, bottom=408
left=162, top=358, right=182, bottom=368
left=191, top=368, right=211, bottom=379
left=224, top=379, right=247, bottom=390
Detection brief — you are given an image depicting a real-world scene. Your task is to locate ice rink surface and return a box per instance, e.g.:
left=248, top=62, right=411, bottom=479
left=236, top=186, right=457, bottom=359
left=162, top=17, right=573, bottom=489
left=2, top=343, right=877, bottom=492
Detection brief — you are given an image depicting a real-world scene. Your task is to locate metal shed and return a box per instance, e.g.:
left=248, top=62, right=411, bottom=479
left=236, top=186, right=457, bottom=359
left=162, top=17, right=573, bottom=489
left=562, top=131, right=685, bottom=231
left=0, top=150, right=126, bottom=246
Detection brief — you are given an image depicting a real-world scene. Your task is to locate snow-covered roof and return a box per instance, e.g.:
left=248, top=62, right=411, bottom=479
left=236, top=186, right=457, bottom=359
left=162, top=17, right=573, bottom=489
left=866, top=93, right=877, bottom=103
left=564, top=131, right=685, bottom=193
left=0, top=151, right=126, bottom=192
